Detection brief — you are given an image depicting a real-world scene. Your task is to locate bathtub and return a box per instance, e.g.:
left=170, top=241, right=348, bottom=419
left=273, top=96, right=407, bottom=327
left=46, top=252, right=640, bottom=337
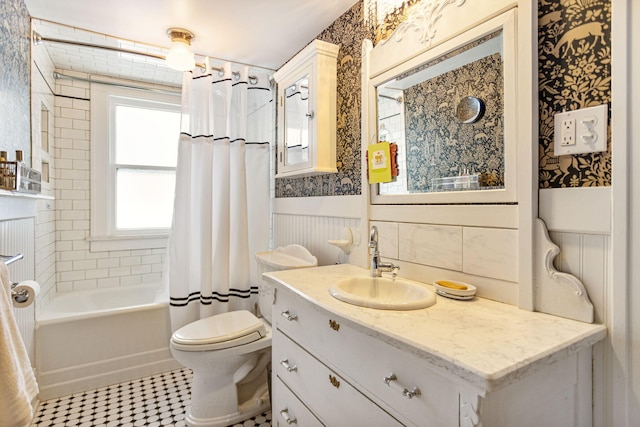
left=35, top=283, right=182, bottom=400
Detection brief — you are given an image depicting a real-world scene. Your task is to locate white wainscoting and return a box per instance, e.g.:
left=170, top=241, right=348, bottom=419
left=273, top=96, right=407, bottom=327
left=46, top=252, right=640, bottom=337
left=0, top=217, right=36, bottom=363
left=273, top=196, right=361, bottom=266
left=540, top=187, right=610, bottom=323
left=540, top=187, right=611, bottom=427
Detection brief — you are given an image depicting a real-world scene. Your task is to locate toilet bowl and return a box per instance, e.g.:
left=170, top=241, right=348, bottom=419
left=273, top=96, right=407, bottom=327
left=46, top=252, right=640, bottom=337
left=170, top=244, right=317, bottom=427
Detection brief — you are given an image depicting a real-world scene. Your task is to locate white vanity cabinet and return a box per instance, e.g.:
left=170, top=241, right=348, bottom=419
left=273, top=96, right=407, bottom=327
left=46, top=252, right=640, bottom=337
left=272, top=282, right=458, bottom=426
left=273, top=39, right=339, bottom=178
left=266, top=264, right=608, bottom=427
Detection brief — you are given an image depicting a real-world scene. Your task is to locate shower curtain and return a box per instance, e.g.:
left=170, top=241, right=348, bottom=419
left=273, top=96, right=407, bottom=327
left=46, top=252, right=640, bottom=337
left=166, top=63, right=272, bottom=331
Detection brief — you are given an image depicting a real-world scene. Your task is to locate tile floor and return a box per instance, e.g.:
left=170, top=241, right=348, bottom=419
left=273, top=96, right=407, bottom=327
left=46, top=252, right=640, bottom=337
left=31, top=368, right=272, bottom=427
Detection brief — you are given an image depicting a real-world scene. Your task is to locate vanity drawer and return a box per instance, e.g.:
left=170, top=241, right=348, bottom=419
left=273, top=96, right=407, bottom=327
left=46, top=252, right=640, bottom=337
left=274, top=287, right=459, bottom=426
left=273, top=377, right=324, bottom=427
left=274, top=329, right=403, bottom=426
left=274, top=285, right=344, bottom=352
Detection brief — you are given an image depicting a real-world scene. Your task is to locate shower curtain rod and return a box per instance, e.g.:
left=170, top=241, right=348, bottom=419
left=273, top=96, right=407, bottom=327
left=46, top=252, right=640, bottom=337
left=33, top=31, right=269, bottom=79
left=53, top=71, right=181, bottom=95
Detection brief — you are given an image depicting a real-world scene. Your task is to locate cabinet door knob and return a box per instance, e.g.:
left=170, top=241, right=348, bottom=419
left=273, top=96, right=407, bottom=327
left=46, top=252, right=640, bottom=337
left=329, top=319, right=340, bottom=331
left=306, top=111, right=315, bottom=119
left=281, top=310, right=297, bottom=321
left=280, top=408, right=298, bottom=424
left=280, top=358, right=298, bottom=372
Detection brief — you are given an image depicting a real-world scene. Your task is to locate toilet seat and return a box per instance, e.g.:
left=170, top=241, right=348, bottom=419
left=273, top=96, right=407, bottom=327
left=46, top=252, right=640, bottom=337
left=171, top=310, right=267, bottom=352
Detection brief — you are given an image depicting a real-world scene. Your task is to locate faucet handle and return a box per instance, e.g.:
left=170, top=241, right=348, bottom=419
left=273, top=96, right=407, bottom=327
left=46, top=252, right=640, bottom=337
left=391, top=265, right=400, bottom=280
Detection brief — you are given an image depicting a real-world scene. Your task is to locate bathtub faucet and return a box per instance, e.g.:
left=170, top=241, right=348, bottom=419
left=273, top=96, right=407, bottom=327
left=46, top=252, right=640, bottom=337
left=368, top=225, right=399, bottom=278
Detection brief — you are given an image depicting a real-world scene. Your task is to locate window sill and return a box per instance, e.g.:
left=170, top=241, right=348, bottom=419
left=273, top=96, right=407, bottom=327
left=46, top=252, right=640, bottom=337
left=88, top=234, right=169, bottom=252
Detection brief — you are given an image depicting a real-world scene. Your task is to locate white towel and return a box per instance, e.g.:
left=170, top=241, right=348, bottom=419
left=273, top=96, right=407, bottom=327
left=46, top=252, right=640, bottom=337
left=0, top=262, right=39, bottom=427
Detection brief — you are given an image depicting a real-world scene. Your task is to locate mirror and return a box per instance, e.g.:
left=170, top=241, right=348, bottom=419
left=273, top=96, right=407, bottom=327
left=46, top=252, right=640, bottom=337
left=283, top=75, right=310, bottom=167
left=274, top=39, right=339, bottom=178
left=376, top=30, right=505, bottom=196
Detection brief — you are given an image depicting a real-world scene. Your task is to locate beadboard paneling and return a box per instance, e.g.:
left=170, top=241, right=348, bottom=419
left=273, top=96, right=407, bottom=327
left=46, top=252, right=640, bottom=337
left=0, top=217, right=36, bottom=364
left=549, top=231, right=609, bottom=325
left=273, top=214, right=360, bottom=266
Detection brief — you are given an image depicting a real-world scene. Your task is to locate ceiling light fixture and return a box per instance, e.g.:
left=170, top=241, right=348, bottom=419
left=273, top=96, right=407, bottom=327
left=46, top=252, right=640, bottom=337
left=165, top=28, right=196, bottom=71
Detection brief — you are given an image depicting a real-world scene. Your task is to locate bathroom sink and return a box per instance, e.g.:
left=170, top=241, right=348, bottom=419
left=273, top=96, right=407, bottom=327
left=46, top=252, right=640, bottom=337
left=328, top=276, right=436, bottom=310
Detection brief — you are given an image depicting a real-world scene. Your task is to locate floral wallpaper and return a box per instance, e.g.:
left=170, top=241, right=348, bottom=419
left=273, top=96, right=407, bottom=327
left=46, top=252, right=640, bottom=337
left=538, top=0, right=611, bottom=188
left=275, top=1, right=375, bottom=198
left=275, top=0, right=612, bottom=198
left=403, top=34, right=504, bottom=192
left=0, top=0, right=31, bottom=165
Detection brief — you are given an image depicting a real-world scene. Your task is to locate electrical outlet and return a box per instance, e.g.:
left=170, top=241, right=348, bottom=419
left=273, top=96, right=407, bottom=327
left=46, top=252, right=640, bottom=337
left=560, top=118, right=576, bottom=146
left=554, top=104, right=608, bottom=156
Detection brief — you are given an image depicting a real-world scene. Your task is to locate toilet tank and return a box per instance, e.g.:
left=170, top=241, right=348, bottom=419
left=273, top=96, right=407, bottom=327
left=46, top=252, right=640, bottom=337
left=255, top=244, right=317, bottom=324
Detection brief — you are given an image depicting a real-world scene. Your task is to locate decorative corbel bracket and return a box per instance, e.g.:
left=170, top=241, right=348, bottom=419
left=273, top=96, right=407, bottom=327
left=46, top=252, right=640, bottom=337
left=534, top=218, right=595, bottom=323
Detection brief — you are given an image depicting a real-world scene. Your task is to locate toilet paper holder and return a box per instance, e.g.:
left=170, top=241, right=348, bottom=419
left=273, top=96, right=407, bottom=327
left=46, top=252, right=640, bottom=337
left=11, top=282, right=30, bottom=303
left=1, top=254, right=27, bottom=302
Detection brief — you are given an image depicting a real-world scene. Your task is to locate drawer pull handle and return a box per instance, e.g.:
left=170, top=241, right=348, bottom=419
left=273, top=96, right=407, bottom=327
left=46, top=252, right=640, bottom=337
left=383, top=373, right=421, bottom=399
left=329, top=319, right=340, bottom=331
left=281, top=310, right=297, bottom=321
left=280, top=408, right=298, bottom=424
left=329, top=374, right=341, bottom=388
left=280, top=358, right=298, bottom=372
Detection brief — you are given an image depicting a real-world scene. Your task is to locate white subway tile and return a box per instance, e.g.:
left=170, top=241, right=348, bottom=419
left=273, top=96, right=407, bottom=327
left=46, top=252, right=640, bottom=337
left=86, top=269, right=109, bottom=279
left=58, top=250, right=86, bottom=262
left=141, top=273, right=162, bottom=283
left=57, top=261, right=73, bottom=272
left=60, top=270, right=85, bottom=281
left=131, top=264, right=152, bottom=275
left=60, top=230, right=87, bottom=241
left=97, top=258, right=120, bottom=269
left=73, top=279, right=98, bottom=290
left=72, top=220, right=90, bottom=231
left=97, top=277, right=120, bottom=288
left=72, top=159, right=90, bottom=170
left=121, top=256, right=142, bottom=267
left=120, top=275, right=142, bottom=286
left=57, top=220, right=73, bottom=231
left=109, top=250, right=132, bottom=258
left=56, top=281, right=73, bottom=292
left=141, top=254, right=162, bottom=264
left=74, top=259, right=97, bottom=271
left=109, top=266, right=131, bottom=277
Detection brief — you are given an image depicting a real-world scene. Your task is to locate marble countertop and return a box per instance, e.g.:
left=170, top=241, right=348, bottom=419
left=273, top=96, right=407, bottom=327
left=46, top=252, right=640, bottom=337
left=264, top=263, right=607, bottom=392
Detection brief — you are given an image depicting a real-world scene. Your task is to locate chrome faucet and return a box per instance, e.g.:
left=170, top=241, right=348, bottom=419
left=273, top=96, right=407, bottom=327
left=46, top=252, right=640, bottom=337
left=368, top=225, right=399, bottom=277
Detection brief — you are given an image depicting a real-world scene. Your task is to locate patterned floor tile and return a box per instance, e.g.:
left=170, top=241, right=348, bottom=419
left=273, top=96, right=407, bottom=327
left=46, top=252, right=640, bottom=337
left=31, top=368, right=271, bottom=427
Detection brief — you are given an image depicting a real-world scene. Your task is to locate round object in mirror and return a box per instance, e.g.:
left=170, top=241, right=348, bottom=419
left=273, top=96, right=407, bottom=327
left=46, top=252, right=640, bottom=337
left=456, top=96, right=485, bottom=123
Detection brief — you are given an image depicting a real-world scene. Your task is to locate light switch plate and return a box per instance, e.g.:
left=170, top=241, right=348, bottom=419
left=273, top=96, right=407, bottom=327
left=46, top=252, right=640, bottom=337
left=554, top=104, right=608, bottom=156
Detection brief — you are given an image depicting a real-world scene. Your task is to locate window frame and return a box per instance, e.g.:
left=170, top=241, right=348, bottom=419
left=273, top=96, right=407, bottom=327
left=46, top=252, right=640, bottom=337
left=90, top=83, right=180, bottom=252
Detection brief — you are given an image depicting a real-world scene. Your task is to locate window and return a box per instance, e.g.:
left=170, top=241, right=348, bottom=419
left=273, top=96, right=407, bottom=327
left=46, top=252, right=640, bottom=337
left=91, top=84, right=181, bottom=251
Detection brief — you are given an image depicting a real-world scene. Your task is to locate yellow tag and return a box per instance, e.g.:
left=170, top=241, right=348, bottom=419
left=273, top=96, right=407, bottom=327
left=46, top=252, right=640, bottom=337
left=368, top=142, right=392, bottom=184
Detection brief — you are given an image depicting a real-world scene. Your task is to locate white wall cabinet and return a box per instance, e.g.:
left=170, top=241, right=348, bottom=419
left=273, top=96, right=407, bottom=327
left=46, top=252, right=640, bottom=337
left=273, top=40, right=339, bottom=178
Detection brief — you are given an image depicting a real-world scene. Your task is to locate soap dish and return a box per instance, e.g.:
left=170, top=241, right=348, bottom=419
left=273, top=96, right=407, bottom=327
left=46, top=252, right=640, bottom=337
left=433, top=280, right=476, bottom=300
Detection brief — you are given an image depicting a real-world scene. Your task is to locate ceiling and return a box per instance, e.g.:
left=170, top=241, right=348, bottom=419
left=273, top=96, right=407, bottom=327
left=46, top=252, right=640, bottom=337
left=25, top=0, right=359, bottom=87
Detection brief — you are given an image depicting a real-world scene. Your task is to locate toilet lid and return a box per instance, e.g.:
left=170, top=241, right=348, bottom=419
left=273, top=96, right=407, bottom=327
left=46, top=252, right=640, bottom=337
left=172, top=310, right=266, bottom=347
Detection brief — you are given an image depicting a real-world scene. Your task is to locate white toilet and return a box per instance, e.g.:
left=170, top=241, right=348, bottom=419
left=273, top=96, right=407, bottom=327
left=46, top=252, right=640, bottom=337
left=170, top=244, right=317, bottom=427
